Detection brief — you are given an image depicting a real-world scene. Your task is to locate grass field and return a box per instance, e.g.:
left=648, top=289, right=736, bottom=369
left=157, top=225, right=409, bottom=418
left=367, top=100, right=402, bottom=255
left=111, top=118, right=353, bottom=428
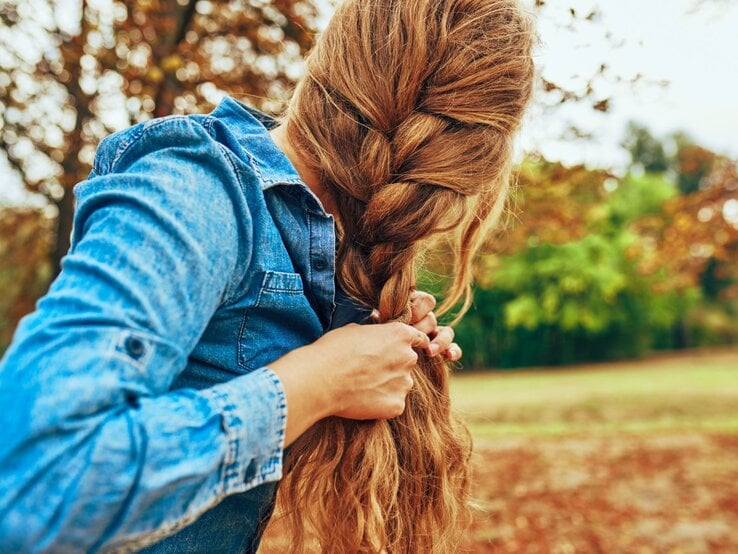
left=261, top=348, right=738, bottom=553
left=452, top=348, right=738, bottom=438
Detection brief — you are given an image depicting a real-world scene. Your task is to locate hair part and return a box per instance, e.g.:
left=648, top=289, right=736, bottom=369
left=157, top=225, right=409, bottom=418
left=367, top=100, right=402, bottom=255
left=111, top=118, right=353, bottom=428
left=270, top=0, right=536, bottom=551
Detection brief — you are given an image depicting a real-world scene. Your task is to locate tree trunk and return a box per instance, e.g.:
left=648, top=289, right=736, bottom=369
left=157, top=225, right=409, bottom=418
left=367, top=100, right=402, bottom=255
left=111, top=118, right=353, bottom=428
left=51, top=188, right=76, bottom=278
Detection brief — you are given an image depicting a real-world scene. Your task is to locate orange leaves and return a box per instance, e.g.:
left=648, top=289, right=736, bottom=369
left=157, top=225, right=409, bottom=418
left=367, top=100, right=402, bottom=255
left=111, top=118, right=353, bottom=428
left=484, top=159, right=613, bottom=258
left=484, top=155, right=738, bottom=299
left=634, top=159, right=738, bottom=294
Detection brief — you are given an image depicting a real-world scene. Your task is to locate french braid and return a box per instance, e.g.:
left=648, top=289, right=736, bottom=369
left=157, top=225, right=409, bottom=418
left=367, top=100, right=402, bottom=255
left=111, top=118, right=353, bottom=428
left=271, top=0, right=535, bottom=551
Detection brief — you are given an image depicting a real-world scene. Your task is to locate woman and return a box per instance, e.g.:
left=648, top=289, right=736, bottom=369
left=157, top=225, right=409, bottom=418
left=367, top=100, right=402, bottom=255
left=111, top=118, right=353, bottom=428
left=0, top=0, right=534, bottom=552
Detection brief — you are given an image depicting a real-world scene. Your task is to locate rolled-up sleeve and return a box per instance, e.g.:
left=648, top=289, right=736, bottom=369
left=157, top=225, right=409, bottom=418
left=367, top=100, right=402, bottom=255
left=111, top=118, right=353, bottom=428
left=0, top=116, right=287, bottom=552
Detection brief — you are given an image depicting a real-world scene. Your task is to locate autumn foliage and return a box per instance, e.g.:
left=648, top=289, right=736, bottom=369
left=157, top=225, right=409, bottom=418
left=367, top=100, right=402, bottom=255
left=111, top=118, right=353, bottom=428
left=0, top=207, right=53, bottom=351
left=635, top=159, right=738, bottom=297
left=451, top=145, right=738, bottom=368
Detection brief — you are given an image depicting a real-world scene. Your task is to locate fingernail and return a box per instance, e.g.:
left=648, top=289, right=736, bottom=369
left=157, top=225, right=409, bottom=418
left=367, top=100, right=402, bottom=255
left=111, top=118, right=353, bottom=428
left=429, top=344, right=440, bottom=355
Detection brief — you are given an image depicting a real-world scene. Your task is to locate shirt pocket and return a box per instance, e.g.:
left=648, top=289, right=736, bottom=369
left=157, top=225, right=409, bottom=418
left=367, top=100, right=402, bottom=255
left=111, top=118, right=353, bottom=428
left=237, top=270, right=319, bottom=371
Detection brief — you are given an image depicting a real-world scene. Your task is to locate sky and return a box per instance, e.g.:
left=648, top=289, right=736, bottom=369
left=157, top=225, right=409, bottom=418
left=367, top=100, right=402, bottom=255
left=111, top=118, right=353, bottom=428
left=518, top=0, right=738, bottom=171
left=2, top=0, right=738, bottom=204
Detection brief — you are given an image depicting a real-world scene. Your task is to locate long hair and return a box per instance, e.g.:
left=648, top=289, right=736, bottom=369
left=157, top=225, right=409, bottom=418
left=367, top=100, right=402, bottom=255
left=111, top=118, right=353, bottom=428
left=272, top=0, right=536, bottom=551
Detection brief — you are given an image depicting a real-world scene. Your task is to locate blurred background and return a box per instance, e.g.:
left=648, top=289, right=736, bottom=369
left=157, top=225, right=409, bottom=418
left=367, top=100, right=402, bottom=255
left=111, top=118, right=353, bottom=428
left=1, top=0, right=736, bottom=552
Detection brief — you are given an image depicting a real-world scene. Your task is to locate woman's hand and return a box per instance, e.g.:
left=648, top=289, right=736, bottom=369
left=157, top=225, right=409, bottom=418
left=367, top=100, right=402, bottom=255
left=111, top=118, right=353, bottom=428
left=409, top=290, right=463, bottom=362
left=269, top=321, right=430, bottom=445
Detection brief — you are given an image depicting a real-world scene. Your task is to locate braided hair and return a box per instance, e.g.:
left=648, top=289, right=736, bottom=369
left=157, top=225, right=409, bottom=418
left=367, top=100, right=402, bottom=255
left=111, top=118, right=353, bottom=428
left=272, top=0, right=535, bottom=551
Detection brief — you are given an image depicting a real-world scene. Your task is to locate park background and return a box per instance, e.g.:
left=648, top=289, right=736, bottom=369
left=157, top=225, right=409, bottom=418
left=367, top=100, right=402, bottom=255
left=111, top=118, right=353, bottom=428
left=1, top=0, right=737, bottom=552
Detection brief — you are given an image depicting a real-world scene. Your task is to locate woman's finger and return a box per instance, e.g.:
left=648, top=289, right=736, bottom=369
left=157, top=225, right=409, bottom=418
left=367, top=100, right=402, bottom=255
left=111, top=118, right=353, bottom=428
left=429, top=326, right=454, bottom=355
left=404, top=324, right=431, bottom=350
left=409, top=290, right=436, bottom=324
left=412, top=311, right=437, bottom=336
left=443, top=343, right=463, bottom=361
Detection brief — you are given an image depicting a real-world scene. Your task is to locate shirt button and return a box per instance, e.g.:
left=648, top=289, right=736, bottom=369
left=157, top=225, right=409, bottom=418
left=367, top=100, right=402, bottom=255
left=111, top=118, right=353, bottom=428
left=125, top=336, right=146, bottom=360
left=314, top=257, right=328, bottom=271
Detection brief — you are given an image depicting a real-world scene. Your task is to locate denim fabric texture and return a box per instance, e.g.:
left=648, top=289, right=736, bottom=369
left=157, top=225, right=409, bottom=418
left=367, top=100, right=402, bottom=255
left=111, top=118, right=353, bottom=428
left=0, top=96, right=371, bottom=553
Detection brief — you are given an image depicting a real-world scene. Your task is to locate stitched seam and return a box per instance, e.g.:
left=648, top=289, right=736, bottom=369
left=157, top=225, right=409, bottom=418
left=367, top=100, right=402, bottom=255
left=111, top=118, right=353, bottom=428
left=239, top=146, right=302, bottom=187
left=237, top=272, right=303, bottom=371
left=237, top=308, right=252, bottom=371
left=260, top=270, right=303, bottom=294
left=108, top=116, right=188, bottom=172
left=214, top=395, right=239, bottom=468
left=218, top=145, right=251, bottom=306
left=262, top=270, right=303, bottom=292
left=262, top=176, right=303, bottom=185
left=254, top=272, right=269, bottom=308
left=262, top=370, right=287, bottom=483
left=307, top=213, right=314, bottom=284
left=244, top=148, right=266, bottom=183
left=95, top=125, right=143, bottom=174
left=202, top=114, right=216, bottom=136
left=262, top=288, right=303, bottom=294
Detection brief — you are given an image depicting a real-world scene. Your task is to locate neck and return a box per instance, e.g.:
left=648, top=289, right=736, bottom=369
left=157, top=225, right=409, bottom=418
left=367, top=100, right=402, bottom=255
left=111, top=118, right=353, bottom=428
left=268, top=124, right=339, bottom=218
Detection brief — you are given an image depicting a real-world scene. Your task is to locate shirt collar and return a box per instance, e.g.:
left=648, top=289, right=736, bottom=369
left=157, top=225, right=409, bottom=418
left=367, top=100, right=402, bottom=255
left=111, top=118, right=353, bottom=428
left=211, top=95, right=306, bottom=192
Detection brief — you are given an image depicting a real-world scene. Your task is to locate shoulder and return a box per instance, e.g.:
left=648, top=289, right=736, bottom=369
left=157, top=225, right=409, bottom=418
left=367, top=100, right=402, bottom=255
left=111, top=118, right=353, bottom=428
left=75, top=115, right=258, bottom=304
left=77, top=115, right=249, bottom=225
left=87, top=113, right=268, bottom=210
left=91, top=115, right=224, bottom=176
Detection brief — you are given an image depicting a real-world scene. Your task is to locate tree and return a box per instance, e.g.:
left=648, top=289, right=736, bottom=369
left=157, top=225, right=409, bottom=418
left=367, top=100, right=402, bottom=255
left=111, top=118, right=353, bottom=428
left=0, top=0, right=318, bottom=275
left=623, top=121, right=670, bottom=174
left=674, top=138, right=717, bottom=195
left=634, top=157, right=738, bottom=295
left=453, top=159, right=694, bottom=368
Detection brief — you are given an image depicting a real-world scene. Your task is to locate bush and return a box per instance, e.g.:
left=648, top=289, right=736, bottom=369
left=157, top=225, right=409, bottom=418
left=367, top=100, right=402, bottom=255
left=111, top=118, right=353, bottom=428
left=454, top=232, right=696, bottom=368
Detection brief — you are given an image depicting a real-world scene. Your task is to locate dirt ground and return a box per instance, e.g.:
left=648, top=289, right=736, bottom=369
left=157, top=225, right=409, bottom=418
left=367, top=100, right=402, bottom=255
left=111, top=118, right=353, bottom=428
left=464, top=433, right=738, bottom=554
left=261, top=350, right=738, bottom=553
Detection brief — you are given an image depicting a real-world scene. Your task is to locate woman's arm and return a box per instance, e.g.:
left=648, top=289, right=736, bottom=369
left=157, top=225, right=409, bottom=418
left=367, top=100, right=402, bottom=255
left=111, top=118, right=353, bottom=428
left=0, top=116, right=422, bottom=552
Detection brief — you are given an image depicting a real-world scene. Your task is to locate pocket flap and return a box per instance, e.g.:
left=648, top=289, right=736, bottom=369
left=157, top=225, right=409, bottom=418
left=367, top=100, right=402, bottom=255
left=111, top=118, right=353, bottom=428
left=260, top=270, right=304, bottom=293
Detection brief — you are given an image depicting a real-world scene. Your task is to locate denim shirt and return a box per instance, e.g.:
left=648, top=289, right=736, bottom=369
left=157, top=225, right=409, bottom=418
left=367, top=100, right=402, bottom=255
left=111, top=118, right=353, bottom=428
left=0, top=96, right=370, bottom=553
